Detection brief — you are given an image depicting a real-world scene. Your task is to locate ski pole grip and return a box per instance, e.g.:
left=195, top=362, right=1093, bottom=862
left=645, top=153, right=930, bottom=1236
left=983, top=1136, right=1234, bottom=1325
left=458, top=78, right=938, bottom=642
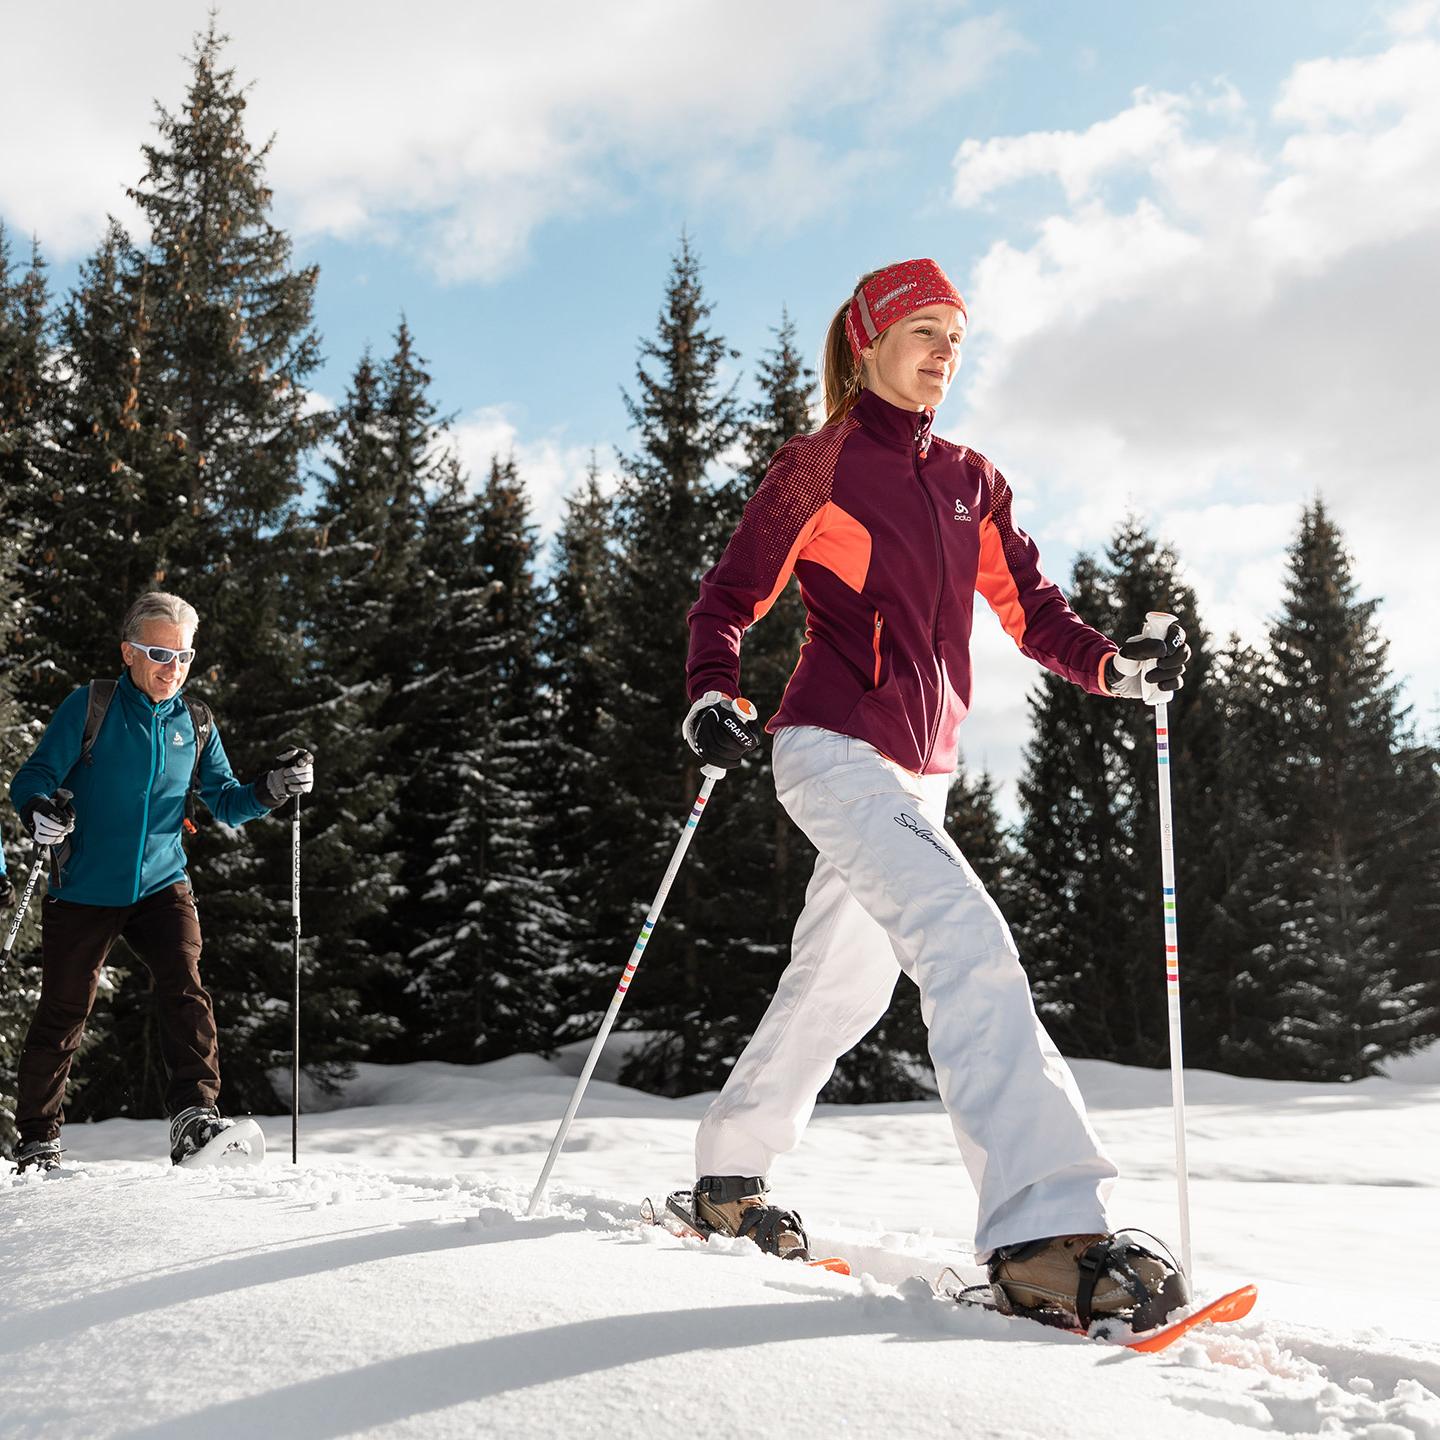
left=1141, top=613, right=1178, bottom=706
left=700, top=696, right=758, bottom=780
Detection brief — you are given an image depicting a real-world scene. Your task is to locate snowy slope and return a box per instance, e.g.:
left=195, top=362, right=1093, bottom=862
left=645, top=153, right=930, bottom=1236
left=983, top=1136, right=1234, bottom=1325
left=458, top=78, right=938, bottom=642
left=3, top=1052, right=1438, bottom=1439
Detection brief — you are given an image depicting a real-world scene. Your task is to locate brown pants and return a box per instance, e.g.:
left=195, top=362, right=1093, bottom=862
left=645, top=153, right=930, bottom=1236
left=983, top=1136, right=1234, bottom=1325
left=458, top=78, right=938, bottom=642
left=16, top=883, right=219, bottom=1141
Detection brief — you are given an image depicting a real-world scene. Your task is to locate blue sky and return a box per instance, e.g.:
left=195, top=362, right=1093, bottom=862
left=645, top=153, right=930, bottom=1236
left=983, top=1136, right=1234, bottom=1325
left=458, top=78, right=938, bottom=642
left=3, top=0, right=1437, bottom=805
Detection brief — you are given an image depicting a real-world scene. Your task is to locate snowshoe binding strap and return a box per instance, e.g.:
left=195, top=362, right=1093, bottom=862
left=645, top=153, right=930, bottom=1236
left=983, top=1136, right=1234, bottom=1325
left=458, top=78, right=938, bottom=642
left=1088, top=1230, right=1190, bottom=1332
left=693, top=1175, right=768, bottom=1204
left=733, top=1203, right=809, bottom=1261
left=1061, top=1235, right=1189, bottom=1330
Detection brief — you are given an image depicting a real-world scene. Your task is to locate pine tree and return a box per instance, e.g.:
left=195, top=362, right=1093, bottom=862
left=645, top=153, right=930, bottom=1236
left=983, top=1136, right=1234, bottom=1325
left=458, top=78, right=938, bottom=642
left=14, top=224, right=184, bottom=719
left=1013, top=518, right=1221, bottom=1067
left=541, top=457, right=620, bottom=1046
left=1387, top=733, right=1440, bottom=1044
left=1187, top=634, right=1290, bottom=1071
left=401, top=459, right=562, bottom=1059
left=0, top=524, right=44, bottom=1147
left=1227, top=502, right=1434, bottom=1078
left=594, top=236, right=745, bottom=1094
left=124, top=19, right=326, bottom=645
left=0, top=224, right=56, bottom=541
left=0, top=222, right=54, bottom=723
left=285, top=328, right=441, bottom=1071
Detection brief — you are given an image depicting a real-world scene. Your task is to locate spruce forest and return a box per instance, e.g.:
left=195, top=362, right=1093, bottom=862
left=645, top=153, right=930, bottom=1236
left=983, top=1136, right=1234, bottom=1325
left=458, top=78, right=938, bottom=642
left=1, top=30, right=1436, bottom=1144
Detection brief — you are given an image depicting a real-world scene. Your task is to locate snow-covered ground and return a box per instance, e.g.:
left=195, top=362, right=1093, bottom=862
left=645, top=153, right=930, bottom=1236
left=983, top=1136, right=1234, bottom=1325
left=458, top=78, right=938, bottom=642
left=4, top=1046, right=1438, bottom=1439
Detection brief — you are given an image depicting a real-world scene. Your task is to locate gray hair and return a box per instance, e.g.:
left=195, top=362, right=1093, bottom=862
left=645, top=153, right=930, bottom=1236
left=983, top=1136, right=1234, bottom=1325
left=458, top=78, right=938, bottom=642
left=121, top=591, right=200, bottom=642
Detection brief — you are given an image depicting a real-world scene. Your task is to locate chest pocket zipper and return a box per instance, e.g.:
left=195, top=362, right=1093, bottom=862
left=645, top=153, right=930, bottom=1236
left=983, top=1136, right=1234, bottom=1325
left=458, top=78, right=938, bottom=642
left=872, top=612, right=885, bottom=687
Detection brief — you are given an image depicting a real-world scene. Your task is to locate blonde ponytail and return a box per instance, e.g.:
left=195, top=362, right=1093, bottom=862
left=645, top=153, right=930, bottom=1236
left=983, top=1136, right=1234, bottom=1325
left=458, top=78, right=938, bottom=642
left=819, top=265, right=895, bottom=428
left=820, top=297, right=863, bottom=427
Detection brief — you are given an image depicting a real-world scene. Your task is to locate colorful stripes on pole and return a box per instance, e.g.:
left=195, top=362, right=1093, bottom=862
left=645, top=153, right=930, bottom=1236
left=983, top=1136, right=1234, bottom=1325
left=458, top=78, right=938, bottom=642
left=527, top=766, right=727, bottom=1217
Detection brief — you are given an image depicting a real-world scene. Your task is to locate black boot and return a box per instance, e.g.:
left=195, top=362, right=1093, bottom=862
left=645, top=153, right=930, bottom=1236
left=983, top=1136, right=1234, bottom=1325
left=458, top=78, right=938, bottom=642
left=13, top=1139, right=63, bottom=1174
left=169, top=1106, right=234, bottom=1164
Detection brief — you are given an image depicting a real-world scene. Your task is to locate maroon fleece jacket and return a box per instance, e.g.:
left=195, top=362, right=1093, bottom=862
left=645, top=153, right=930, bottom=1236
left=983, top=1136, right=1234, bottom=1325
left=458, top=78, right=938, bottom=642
left=686, top=389, right=1117, bottom=775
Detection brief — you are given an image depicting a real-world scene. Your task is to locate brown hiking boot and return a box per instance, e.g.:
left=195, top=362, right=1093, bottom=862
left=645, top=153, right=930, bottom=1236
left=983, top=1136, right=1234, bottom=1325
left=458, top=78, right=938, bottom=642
left=688, top=1175, right=810, bottom=1261
left=988, top=1232, right=1189, bottom=1331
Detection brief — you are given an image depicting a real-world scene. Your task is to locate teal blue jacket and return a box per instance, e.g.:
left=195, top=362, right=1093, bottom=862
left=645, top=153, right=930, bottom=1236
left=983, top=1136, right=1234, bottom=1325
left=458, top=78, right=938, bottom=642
left=10, top=672, right=272, bottom=907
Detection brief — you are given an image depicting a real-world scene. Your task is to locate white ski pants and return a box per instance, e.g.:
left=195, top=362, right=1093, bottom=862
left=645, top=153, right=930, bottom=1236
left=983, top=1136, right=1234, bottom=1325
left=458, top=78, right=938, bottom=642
left=695, top=725, right=1117, bottom=1257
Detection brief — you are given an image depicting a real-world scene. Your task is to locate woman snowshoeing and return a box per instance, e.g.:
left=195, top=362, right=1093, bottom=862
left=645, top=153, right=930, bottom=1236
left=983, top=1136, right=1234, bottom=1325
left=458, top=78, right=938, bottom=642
left=679, top=257, right=1191, bottom=1329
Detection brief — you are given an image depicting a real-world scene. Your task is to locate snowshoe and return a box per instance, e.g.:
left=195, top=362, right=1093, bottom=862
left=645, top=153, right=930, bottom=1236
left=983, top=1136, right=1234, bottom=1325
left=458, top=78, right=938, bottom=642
left=169, top=1105, right=237, bottom=1165
left=13, top=1138, right=64, bottom=1174
left=987, top=1230, right=1189, bottom=1332
left=678, top=1175, right=810, bottom=1261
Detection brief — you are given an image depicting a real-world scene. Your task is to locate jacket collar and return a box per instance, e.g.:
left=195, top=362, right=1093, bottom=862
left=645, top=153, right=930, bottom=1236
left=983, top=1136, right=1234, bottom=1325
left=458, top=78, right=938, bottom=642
left=853, top=388, right=935, bottom=456
left=118, top=667, right=186, bottom=719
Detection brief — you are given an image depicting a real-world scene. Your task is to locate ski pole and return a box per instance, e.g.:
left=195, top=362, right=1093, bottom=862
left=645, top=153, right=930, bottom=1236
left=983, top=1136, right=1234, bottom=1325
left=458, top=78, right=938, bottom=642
left=528, top=759, right=730, bottom=1217
left=1144, top=610, right=1193, bottom=1284
left=291, top=793, right=301, bottom=1165
left=2, top=844, right=49, bottom=968
left=2, top=788, right=73, bottom=970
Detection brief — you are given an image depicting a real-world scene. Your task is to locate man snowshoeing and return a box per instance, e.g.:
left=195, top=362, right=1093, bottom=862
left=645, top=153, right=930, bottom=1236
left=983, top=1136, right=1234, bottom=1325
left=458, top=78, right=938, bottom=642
left=7, top=591, right=313, bottom=1172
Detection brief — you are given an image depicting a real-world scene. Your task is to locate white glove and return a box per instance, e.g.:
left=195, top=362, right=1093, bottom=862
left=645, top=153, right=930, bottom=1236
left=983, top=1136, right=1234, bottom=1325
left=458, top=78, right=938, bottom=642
left=261, top=747, right=315, bottom=806
left=29, top=793, right=76, bottom=847
left=1105, top=618, right=1190, bottom=704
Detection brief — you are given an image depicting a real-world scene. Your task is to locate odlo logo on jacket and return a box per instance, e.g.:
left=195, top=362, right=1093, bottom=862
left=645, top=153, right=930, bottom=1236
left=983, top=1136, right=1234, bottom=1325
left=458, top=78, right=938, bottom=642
left=954, top=499, right=972, bottom=522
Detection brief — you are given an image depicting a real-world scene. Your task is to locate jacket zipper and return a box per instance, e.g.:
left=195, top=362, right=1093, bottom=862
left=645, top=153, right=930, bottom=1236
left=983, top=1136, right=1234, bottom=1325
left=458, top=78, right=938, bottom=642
left=134, top=708, right=160, bottom=902
left=872, top=612, right=885, bottom=687
left=914, top=424, right=946, bottom=771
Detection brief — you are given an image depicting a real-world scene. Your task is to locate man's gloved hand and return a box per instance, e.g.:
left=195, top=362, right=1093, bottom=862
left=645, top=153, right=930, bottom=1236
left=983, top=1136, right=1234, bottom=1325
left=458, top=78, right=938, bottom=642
left=683, top=692, right=764, bottom=769
left=258, top=747, right=315, bottom=808
left=27, top=793, right=77, bottom=848
left=1105, top=618, right=1191, bottom=701
left=1, top=873, right=15, bottom=909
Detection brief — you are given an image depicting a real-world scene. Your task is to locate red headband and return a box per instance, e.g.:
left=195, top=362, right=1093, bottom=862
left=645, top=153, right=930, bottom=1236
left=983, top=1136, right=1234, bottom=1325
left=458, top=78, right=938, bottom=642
left=845, top=258, right=967, bottom=359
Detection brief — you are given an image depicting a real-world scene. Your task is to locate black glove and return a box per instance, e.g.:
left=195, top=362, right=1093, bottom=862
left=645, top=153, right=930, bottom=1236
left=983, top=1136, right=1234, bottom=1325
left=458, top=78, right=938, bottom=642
left=258, top=747, right=315, bottom=808
left=682, top=692, right=764, bottom=769
left=1, top=873, right=14, bottom=910
left=25, top=792, right=77, bottom=848
left=1105, top=619, right=1191, bottom=700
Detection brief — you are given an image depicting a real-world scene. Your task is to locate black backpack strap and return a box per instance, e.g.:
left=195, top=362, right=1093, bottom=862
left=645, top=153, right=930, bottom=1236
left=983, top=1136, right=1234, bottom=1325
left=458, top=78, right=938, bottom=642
left=182, top=698, right=213, bottom=835
left=49, top=678, right=116, bottom=884
left=80, top=679, right=118, bottom=767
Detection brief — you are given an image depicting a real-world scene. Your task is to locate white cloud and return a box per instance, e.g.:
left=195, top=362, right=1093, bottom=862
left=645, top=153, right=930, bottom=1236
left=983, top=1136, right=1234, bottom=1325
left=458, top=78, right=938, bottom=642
left=945, top=14, right=1440, bottom=759
left=953, top=90, right=1188, bottom=205
left=1, top=0, right=1019, bottom=279
left=451, top=406, right=615, bottom=543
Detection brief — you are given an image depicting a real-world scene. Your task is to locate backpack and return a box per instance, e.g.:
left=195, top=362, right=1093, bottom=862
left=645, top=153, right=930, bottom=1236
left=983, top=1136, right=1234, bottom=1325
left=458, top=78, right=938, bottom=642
left=79, top=680, right=214, bottom=834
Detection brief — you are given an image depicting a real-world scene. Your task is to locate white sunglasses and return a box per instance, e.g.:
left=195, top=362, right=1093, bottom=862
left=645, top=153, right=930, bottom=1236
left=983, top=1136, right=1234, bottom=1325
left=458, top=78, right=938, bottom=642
left=127, top=642, right=196, bottom=665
